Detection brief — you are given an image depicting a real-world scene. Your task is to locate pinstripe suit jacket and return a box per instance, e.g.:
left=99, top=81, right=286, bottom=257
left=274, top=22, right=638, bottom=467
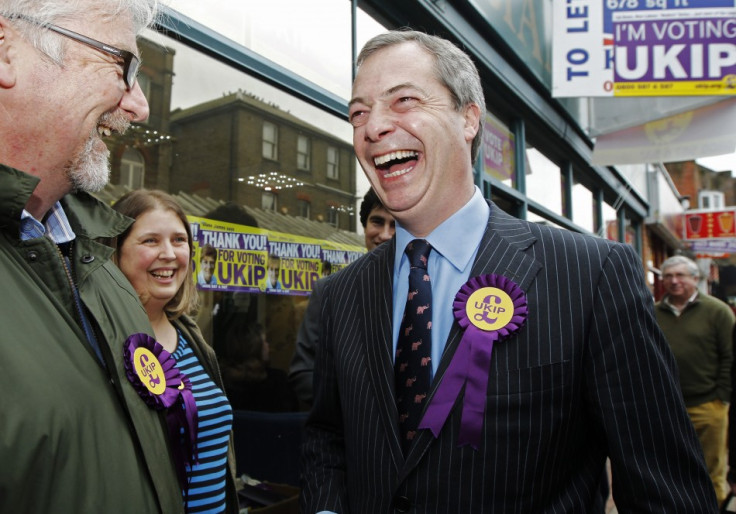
left=302, top=202, right=716, bottom=513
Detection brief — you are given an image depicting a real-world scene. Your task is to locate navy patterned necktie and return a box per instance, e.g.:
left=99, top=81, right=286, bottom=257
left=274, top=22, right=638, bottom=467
left=395, top=239, right=433, bottom=452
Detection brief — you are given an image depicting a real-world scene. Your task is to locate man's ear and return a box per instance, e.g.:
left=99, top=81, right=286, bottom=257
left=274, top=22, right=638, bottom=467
left=0, top=17, right=18, bottom=89
left=463, top=102, right=481, bottom=144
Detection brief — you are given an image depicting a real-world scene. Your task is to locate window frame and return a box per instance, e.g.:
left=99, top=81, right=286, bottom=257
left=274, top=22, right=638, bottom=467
left=262, top=120, right=279, bottom=160
left=326, top=145, right=339, bottom=180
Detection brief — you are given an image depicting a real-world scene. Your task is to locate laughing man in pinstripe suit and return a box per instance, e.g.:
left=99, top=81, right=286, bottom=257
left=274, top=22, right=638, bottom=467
left=301, top=30, right=716, bottom=513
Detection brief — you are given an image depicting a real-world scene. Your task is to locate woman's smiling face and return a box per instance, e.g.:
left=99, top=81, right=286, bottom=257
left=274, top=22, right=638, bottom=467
left=118, top=207, right=191, bottom=311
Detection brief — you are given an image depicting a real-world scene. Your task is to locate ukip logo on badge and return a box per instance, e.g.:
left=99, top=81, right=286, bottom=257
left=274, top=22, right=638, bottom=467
left=466, top=288, right=515, bottom=331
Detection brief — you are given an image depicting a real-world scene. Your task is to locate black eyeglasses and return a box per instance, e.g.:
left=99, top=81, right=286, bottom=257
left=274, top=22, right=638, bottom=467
left=10, top=14, right=140, bottom=90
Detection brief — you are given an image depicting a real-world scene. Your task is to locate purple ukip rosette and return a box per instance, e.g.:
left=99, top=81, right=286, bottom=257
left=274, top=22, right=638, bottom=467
left=124, top=333, right=198, bottom=489
left=418, top=273, right=528, bottom=449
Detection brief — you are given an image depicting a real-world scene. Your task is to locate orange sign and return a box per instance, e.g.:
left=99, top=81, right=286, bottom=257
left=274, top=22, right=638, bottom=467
left=684, top=210, right=736, bottom=240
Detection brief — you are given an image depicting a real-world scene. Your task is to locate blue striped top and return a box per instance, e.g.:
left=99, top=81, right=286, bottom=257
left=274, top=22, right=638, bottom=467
left=172, top=331, right=233, bottom=513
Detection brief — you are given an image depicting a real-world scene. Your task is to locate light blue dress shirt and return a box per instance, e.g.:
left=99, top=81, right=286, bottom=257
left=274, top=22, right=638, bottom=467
left=392, top=187, right=490, bottom=376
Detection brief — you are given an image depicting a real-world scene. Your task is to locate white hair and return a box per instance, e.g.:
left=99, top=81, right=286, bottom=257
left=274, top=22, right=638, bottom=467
left=660, top=255, right=700, bottom=278
left=1, top=0, right=159, bottom=63
left=357, top=30, right=486, bottom=164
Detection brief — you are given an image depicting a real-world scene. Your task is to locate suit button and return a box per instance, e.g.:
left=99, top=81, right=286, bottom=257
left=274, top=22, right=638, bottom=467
left=393, top=495, right=412, bottom=512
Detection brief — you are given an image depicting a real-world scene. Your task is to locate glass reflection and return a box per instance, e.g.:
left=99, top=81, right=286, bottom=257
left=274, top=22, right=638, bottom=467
left=572, top=179, right=594, bottom=233
left=525, top=146, right=561, bottom=215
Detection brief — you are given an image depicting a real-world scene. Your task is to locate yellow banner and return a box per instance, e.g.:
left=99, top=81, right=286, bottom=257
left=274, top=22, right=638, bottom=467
left=189, top=216, right=365, bottom=296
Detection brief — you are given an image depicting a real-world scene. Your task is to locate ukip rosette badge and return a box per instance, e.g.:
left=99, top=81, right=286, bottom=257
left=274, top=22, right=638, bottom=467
left=419, top=274, right=528, bottom=449
left=124, top=333, right=198, bottom=489
left=124, top=333, right=184, bottom=409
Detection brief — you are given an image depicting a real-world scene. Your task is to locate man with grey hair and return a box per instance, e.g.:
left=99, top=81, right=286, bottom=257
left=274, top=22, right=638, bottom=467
left=655, top=255, right=735, bottom=507
left=302, top=30, right=716, bottom=513
left=0, top=1, right=186, bottom=512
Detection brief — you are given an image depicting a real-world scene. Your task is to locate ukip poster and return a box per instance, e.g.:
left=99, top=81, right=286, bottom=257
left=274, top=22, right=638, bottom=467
left=553, top=0, right=736, bottom=97
left=189, top=215, right=365, bottom=296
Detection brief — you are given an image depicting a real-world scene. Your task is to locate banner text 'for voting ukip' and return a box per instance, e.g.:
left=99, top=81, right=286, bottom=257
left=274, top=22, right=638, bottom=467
left=189, top=216, right=365, bottom=296
left=553, top=0, right=736, bottom=97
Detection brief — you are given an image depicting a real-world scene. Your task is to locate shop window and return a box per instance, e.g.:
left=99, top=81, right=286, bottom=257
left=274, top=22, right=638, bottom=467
left=624, top=215, right=636, bottom=248
left=120, top=148, right=145, bottom=189
left=128, top=7, right=386, bottom=415
left=297, top=135, right=311, bottom=171
left=139, top=17, right=363, bottom=214
left=572, top=178, right=595, bottom=233
left=170, top=0, right=373, bottom=99
left=525, top=146, right=562, bottom=215
left=602, top=202, right=618, bottom=241
left=326, top=146, right=339, bottom=180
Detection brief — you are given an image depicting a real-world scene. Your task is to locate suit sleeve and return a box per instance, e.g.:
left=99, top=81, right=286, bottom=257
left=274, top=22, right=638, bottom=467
left=585, top=244, right=718, bottom=513
left=289, top=279, right=324, bottom=408
left=300, top=278, right=349, bottom=513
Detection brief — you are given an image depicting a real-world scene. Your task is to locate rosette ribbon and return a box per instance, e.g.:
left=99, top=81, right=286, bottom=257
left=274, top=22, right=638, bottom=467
left=418, top=274, right=528, bottom=449
left=124, top=333, right=198, bottom=489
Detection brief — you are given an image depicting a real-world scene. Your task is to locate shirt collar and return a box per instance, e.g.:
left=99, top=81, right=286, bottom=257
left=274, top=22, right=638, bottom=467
left=663, top=290, right=699, bottom=315
left=20, top=202, right=76, bottom=244
left=395, top=186, right=489, bottom=271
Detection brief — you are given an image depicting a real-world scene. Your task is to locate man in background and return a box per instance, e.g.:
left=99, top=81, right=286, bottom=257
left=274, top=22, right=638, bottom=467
left=289, top=188, right=395, bottom=408
left=655, top=255, right=734, bottom=506
left=0, top=1, right=184, bottom=512
left=360, top=187, right=395, bottom=251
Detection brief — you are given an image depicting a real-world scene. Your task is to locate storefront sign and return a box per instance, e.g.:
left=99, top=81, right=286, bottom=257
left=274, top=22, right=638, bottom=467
left=686, top=239, right=736, bottom=253
left=482, top=112, right=515, bottom=184
left=683, top=209, right=736, bottom=254
left=684, top=209, right=736, bottom=239
left=553, top=0, right=736, bottom=97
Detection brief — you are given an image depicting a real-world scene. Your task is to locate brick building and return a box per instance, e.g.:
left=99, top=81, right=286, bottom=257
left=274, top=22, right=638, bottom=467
left=169, top=90, right=357, bottom=232
left=665, top=161, right=736, bottom=210
left=106, top=37, right=176, bottom=193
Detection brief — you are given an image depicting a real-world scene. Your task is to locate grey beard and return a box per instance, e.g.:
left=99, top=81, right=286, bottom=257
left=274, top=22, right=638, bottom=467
left=67, top=133, right=111, bottom=193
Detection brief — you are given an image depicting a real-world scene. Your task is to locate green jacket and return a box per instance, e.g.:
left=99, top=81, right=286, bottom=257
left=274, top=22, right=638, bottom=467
left=655, top=292, right=735, bottom=407
left=0, top=166, right=184, bottom=513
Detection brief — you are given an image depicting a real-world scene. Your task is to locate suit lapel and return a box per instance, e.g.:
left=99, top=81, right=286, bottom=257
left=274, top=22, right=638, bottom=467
left=359, top=239, right=405, bottom=467
left=401, top=202, right=543, bottom=471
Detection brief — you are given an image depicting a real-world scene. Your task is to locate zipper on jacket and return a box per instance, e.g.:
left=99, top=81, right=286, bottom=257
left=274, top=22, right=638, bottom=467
left=55, top=241, right=106, bottom=367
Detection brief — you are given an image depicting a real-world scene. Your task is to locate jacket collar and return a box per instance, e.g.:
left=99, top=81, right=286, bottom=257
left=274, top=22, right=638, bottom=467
left=0, top=164, right=133, bottom=242
left=660, top=291, right=700, bottom=316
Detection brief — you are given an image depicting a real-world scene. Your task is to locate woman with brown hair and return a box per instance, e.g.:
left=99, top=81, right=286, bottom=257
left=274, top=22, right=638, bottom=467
left=110, top=189, right=238, bottom=513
